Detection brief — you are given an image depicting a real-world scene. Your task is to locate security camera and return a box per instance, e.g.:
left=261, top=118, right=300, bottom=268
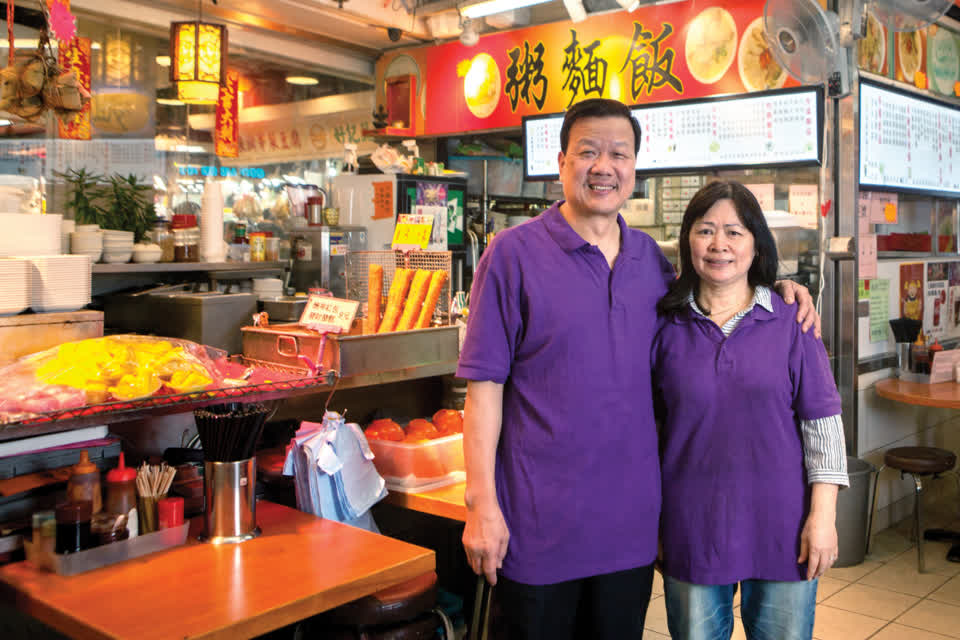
left=387, top=27, right=402, bottom=42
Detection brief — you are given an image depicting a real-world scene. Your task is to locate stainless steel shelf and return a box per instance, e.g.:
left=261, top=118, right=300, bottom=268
left=92, top=261, right=287, bottom=275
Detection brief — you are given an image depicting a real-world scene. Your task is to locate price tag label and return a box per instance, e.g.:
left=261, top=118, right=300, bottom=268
left=299, top=294, right=360, bottom=334
left=392, top=213, right=433, bottom=250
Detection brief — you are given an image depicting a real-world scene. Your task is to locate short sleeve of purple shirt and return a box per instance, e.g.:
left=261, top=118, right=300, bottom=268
left=457, top=203, right=675, bottom=585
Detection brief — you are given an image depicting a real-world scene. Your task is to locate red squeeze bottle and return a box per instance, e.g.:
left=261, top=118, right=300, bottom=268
left=105, top=453, right=139, bottom=537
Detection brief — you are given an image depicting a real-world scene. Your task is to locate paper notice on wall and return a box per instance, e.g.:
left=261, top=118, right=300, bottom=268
left=900, top=262, right=924, bottom=323
left=415, top=204, right=447, bottom=251
left=858, top=193, right=872, bottom=236
left=869, top=279, right=891, bottom=343
left=788, top=184, right=818, bottom=227
left=745, top=183, right=775, bottom=211
left=925, top=262, right=949, bottom=339
left=870, top=192, right=898, bottom=224
left=859, top=234, right=877, bottom=279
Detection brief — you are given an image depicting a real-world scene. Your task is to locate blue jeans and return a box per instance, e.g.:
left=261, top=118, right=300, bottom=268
left=663, top=575, right=818, bottom=640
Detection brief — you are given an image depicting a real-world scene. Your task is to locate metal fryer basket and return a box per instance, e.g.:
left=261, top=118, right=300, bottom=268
left=346, top=250, right=452, bottom=326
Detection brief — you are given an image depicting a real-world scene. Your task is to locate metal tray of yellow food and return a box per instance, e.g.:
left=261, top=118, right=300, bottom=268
left=241, top=324, right=459, bottom=383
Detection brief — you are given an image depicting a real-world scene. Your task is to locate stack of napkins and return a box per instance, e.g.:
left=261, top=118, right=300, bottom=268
left=282, top=411, right=387, bottom=532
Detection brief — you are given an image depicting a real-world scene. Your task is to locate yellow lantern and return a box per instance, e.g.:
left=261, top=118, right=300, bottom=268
left=169, top=21, right=227, bottom=105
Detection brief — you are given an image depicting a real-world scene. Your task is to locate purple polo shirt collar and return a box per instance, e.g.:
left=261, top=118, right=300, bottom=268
left=543, top=201, right=645, bottom=260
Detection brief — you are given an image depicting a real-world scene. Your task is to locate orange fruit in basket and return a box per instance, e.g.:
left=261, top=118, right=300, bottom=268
left=406, top=418, right=439, bottom=440
left=365, top=418, right=404, bottom=442
left=432, top=409, right=463, bottom=435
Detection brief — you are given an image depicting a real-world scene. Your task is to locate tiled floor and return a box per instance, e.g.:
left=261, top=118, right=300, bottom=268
left=643, top=502, right=960, bottom=639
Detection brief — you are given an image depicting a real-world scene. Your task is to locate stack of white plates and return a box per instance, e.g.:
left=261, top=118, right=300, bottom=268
left=23, top=255, right=92, bottom=312
left=0, top=213, right=62, bottom=257
left=252, top=277, right=284, bottom=300
left=0, top=258, right=29, bottom=315
left=102, top=230, right=134, bottom=263
left=71, top=229, right=103, bottom=262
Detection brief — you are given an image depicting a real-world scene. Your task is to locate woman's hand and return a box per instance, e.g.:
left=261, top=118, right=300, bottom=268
left=463, top=495, right=510, bottom=585
left=775, top=280, right=821, bottom=338
left=799, top=483, right=841, bottom=579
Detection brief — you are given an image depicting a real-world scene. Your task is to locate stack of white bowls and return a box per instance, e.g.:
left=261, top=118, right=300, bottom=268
left=0, top=258, right=29, bottom=315
left=0, top=213, right=62, bottom=257
left=24, top=255, right=91, bottom=312
left=102, top=230, right=134, bottom=263
left=71, top=225, right=103, bottom=262
left=60, top=218, right=75, bottom=254
left=252, top=277, right=284, bottom=300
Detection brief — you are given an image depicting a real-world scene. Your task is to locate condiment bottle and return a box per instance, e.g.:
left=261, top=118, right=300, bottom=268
left=55, top=500, right=92, bottom=554
left=105, top=452, right=139, bottom=537
left=929, top=339, right=944, bottom=370
left=67, top=450, right=102, bottom=514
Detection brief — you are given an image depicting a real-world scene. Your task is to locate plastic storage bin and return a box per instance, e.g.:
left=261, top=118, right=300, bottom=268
left=368, top=432, right=465, bottom=492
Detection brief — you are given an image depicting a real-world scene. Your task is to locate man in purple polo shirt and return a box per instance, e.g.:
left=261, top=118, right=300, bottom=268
left=456, top=99, right=817, bottom=640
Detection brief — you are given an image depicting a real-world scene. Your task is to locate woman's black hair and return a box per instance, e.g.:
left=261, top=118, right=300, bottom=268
left=657, top=180, right=778, bottom=317
left=560, top=98, right=642, bottom=154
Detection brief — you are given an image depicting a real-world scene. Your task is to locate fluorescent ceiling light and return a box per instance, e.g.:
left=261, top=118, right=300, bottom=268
left=157, top=98, right=185, bottom=106
left=156, top=55, right=171, bottom=66
left=286, top=76, right=319, bottom=85
left=0, top=120, right=11, bottom=126
left=462, top=0, right=551, bottom=19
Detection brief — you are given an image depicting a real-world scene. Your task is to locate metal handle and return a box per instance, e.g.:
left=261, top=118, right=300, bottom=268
left=276, top=335, right=300, bottom=357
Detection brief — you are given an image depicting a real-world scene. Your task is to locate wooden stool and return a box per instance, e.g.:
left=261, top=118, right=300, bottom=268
left=312, top=571, right=453, bottom=639
left=867, top=446, right=960, bottom=572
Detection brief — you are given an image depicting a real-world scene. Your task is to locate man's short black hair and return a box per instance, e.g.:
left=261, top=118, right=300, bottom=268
left=559, top=98, right=642, bottom=155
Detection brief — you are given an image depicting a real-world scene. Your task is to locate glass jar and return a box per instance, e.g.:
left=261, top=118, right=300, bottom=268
left=171, top=214, right=199, bottom=263
left=55, top=501, right=92, bottom=554
left=151, top=220, right=174, bottom=262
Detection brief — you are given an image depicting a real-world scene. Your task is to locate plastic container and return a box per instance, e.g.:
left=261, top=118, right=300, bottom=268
left=171, top=214, right=199, bottom=263
left=249, top=232, right=266, bottom=262
left=26, top=521, right=190, bottom=575
left=105, top=452, right=138, bottom=537
left=366, top=432, right=465, bottom=492
left=157, top=496, right=184, bottom=529
left=55, top=500, right=93, bottom=554
left=151, top=220, right=175, bottom=262
left=66, top=450, right=102, bottom=514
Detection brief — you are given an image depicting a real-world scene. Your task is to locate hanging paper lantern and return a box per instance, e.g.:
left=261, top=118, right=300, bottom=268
left=169, top=21, right=227, bottom=105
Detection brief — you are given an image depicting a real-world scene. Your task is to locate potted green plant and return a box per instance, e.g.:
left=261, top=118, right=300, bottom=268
left=57, top=168, right=103, bottom=226
left=100, top=173, right=158, bottom=263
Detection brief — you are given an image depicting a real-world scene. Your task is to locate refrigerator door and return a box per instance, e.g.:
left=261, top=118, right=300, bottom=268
left=331, top=174, right=397, bottom=251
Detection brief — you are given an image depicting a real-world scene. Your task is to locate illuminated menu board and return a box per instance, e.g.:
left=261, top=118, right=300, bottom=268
left=859, top=80, right=960, bottom=196
left=523, top=86, right=823, bottom=181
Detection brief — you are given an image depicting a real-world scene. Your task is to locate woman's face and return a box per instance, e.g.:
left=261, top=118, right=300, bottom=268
left=689, top=199, right=755, bottom=289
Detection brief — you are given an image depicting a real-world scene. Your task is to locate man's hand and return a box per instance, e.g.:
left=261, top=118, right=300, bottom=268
left=798, top=510, right=839, bottom=580
left=775, top=279, right=821, bottom=338
left=463, top=496, right=510, bottom=585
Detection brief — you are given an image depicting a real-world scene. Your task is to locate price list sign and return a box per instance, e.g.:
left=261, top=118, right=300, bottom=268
left=860, top=80, right=960, bottom=196
left=392, top=213, right=434, bottom=250
left=522, top=87, right=822, bottom=180
left=299, top=295, right=359, bottom=334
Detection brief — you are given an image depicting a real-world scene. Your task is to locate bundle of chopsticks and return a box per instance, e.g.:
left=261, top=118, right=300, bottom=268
left=136, top=462, right=176, bottom=533
left=889, top=317, right=922, bottom=343
left=194, top=403, right=270, bottom=462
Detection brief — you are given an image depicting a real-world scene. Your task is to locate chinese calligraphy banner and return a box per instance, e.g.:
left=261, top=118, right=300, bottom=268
left=222, top=111, right=377, bottom=165
left=57, top=36, right=91, bottom=140
left=216, top=69, right=239, bottom=158
left=377, top=0, right=798, bottom=136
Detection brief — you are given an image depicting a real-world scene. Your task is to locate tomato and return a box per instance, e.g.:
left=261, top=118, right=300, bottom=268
left=406, top=418, right=439, bottom=440
left=432, top=409, right=463, bottom=435
left=367, top=418, right=404, bottom=442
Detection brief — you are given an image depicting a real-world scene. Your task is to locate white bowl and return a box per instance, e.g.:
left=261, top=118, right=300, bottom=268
left=103, top=230, right=134, bottom=241
left=103, top=240, right=134, bottom=249
left=102, top=250, right=132, bottom=263
left=71, top=232, right=103, bottom=252
left=72, top=248, right=102, bottom=262
left=132, top=243, right=162, bottom=263
left=75, top=224, right=100, bottom=233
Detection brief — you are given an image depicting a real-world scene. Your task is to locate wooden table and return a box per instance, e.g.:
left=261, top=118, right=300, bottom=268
left=874, top=378, right=960, bottom=409
left=384, top=482, right=467, bottom=522
left=0, top=501, right=434, bottom=640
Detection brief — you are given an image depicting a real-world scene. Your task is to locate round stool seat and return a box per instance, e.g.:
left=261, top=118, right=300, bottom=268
left=323, top=571, right=438, bottom=627
left=884, top=447, right=956, bottom=475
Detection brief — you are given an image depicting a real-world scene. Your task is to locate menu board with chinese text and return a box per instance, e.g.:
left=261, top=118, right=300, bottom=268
left=859, top=80, right=960, bottom=197
left=523, top=86, right=823, bottom=181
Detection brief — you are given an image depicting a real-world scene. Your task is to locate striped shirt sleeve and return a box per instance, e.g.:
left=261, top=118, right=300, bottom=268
left=801, top=414, right=849, bottom=487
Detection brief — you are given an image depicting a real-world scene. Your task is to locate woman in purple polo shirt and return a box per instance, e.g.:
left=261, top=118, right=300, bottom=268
left=651, top=181, right=848, bottom=640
